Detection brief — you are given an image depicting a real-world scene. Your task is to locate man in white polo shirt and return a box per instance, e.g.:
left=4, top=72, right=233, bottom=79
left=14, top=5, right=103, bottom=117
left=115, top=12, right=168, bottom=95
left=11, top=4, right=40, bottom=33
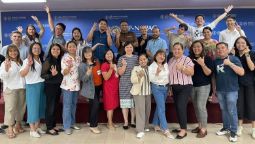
left=219, top=15, right=246, bottom=52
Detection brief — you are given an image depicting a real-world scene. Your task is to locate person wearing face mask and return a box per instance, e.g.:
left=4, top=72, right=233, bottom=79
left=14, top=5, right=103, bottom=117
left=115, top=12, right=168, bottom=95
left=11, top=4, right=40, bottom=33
left=164, top=23, right=190, bottom=60
left=136, top=26, right=152, bottom=56
left=87, top=18, right=113, bottom=63
left=233, top=36, right=255, bottom=139
left=115, top=19, right=138, bottom=59
left=169, top=5, right=233, bottom=41
left=146, top=27, right=168, bottom=60
left=44, top=5, right=66, bottom=58
left=1, top=31, right=29, bottom=60
left=219, top=15, right=246, bottom=53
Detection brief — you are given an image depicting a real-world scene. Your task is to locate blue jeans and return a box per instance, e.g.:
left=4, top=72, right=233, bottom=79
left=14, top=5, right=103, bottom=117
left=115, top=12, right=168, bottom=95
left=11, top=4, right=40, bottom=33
left=217, top=91, right=238, bottom=133
left=62, top=89, right=79, bottom=130
left=151, top=83, right=168, bottom=131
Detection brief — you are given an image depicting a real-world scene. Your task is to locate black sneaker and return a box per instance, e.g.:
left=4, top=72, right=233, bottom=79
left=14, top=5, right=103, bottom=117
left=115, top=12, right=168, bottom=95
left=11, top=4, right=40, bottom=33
left=0, top=128, right=5, bottom=134
left=229, top=132, right=237, bottom=142
left=216, top=128, right=229, bottom=136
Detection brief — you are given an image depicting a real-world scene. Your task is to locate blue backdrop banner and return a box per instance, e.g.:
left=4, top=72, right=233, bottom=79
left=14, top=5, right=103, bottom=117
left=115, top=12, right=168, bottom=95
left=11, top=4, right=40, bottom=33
left=1, top=9, right=255, bottom=52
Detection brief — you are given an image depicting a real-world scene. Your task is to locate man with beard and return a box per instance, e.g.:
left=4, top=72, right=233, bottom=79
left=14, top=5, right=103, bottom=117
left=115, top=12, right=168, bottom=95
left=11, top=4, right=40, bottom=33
left=87, top=18, right=113, bottom=63
left=146, top=27, right=168, bottom=60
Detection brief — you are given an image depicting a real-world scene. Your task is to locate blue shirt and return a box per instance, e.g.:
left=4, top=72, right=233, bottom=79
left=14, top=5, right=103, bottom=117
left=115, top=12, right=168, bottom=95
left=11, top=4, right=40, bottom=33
left=146, top=37, right=167, bottom=56
left=92, top=31, right=110, bottom=62
left=214, top=55, right=242, bottom=92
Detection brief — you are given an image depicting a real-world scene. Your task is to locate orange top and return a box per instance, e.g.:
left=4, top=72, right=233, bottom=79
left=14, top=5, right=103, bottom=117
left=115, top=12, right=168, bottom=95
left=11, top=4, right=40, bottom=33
left=92, top=60, right=102, bottom=86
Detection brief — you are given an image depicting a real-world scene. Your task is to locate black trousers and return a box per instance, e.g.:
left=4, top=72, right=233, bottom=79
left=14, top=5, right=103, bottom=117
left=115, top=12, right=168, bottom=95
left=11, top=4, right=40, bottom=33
left=88, top=86, right=101, bottom=127
left=237, top=85, right=255, bottom=120
left=172, top=84, right=192, bottom=129
left=45, top=83, right=61, bottom=130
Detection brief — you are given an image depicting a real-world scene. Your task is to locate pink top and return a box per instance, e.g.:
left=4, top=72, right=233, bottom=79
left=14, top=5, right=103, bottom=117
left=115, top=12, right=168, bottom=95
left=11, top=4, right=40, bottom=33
left=168, top=55, right=194, bottom=85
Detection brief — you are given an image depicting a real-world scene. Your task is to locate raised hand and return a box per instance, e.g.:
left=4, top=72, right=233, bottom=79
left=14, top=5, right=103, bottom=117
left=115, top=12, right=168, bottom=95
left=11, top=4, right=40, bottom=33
left=115, top=29, right=120, bottom=38
left=137, top=70, right=145, bottom=78
left=176, top=62, right=184, bottom=71
left=4, top=59, right=11, bottom=72
left=194, top=57, right=205, bottom=66
left=27, top=55, right=33, bottom=66
left=156, top=66, right=162, bottom=75
left=223, top=56, right=232, bottom=66
left=91, top=22, right=97, bottom=31
left=86, top=66, right=93, bottom=75
left=169, top=13, right=178, bottom=18
left=106, top=26, right=111, bottom=35
left=224, top=5, right=233, bottom=13
left=121, top=58, right=127, bottom=66
left=31, top=16, right=39, bottom=22
left=235, top=23, right=242, bottom=32
left=45, top=5, right=50, bottom=13
left=66, top=59, right=73, bottom=69
left=16, top=26, right=23, bottom=33
left=50, top=65, right=58, bottom=76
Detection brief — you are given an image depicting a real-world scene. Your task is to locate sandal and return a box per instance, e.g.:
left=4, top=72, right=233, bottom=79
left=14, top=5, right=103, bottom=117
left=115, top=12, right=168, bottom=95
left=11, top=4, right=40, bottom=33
left=13, top=127, right=25, bottom=134
left=7, top=130, right=16, bottom=139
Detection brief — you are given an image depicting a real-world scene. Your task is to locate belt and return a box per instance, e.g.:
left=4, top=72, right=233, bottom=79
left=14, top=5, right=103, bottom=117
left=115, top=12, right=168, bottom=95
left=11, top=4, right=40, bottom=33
left=152, top=83, right=168, bottom=87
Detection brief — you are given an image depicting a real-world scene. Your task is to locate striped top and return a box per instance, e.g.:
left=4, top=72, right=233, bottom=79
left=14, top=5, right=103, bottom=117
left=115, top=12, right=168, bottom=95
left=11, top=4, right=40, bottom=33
left=168, top=55, right=194, bottom=85
left=140, top=67, right=151, bottom=95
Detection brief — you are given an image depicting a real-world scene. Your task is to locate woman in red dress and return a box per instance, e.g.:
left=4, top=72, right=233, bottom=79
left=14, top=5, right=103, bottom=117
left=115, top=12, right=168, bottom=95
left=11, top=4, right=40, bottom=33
left=101, top=49, right=119, bottom=129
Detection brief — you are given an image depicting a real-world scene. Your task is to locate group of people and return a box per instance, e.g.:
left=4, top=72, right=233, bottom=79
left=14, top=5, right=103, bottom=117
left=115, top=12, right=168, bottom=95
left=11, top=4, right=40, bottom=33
left=0, top=4, right=254, bottom=143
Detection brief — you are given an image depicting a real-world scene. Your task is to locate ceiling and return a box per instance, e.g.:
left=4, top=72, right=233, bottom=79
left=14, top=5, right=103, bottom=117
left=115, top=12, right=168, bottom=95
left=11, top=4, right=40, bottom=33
left=0, top=0, right=254, bottom=11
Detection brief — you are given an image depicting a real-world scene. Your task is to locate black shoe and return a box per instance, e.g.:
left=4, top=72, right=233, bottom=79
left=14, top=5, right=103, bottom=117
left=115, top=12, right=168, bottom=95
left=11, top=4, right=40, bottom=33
left=176, top=133, right=187, bottom=139
left=55, top=128, right=64, bottom=132
left=172, top=129, right=181, bottom=133
left=1, top=125, right=8, bottom=129
left=0, top=128, right=5, bottom=134
left=123, top=125, right=129, bottom=130
left=130, top=124, right=136, bottom=128
left=46, top=130, right=59, bottom=136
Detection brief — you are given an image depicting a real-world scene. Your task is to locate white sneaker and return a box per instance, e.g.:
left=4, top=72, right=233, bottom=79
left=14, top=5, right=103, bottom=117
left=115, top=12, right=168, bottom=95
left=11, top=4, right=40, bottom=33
left=36, top=128, right=46, bottom=134
left=164, top=130, right=175, bottom=139
left=237, top=126, right=243, bottom=136
left=229, top=132, right=237, bottom=142
left=252, top=128, right=255, bottom=139
left=71, top=125, right=81, bottom=130
left=136, top=132, right=145, bottom=138
left=216, top=128, right=229, bottom=136
left=144, top=128, right=150, bottom=132
left=30, top=131, right=41, bottom=138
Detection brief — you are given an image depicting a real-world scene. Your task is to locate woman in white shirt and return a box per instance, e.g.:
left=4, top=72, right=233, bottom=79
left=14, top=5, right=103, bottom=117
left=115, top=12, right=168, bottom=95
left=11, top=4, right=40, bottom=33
left=148, top=49, right=174, bottom=139
left=0, top=45, right=25, bottom=139
left=20, top=42, right=45, bottom=138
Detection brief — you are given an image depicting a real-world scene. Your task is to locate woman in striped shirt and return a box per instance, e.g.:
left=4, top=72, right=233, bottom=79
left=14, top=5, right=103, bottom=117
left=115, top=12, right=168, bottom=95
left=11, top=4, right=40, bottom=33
left=168, top=42, right=194, bottom=139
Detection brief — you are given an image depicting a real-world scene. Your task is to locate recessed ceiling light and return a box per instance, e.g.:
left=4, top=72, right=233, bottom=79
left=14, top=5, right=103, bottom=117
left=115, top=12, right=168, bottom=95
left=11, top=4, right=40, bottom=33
left=1, top=0, right=46, bottom=3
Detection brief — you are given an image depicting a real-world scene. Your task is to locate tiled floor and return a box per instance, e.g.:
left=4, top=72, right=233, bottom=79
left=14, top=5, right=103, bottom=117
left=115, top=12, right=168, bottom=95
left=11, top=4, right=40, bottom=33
left=0, top=123, right=254, bottom=144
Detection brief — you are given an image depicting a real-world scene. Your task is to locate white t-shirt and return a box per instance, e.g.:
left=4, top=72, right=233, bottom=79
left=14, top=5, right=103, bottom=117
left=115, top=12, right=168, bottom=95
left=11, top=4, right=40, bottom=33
left=219, top=28, right=246, bottom=51
left=188, top=21, right=217, bottom=41
left=20, top=58, right=45, bottom=84
left=0, top=61, right=25, bottom=90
